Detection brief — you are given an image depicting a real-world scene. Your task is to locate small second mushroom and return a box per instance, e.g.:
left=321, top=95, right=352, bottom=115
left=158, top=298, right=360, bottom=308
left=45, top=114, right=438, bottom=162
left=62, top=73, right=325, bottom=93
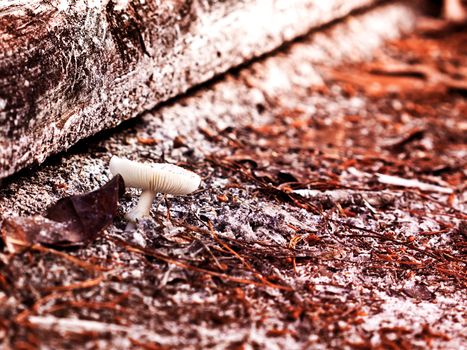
left=109, top=156, right=201, bottom=222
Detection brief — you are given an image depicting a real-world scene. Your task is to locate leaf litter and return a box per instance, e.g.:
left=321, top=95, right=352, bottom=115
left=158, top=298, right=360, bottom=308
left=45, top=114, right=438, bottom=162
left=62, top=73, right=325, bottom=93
left=0, top=11, right=466, bottom=350
left=1, top=175, right=125, bottom=253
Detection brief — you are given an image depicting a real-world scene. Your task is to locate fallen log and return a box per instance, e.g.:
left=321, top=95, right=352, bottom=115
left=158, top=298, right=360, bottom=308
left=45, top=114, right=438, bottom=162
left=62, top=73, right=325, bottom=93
left=0, top=0, right=384, bottom=178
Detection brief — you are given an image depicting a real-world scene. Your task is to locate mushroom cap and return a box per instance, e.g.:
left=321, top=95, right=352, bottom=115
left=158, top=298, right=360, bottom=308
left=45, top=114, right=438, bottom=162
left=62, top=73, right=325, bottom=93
left=109, top=156, right=201, bottom=195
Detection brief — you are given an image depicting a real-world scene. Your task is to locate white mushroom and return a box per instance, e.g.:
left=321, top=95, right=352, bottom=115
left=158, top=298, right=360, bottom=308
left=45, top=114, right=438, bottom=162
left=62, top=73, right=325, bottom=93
left=109, top=156, right=201, bottom=222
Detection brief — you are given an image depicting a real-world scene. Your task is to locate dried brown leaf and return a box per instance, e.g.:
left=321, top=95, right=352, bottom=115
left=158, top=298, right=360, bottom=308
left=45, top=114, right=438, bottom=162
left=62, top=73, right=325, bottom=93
left=1, top=216, right=79, bottom=253
left=45, top=174, right=125, bottom=237
left=1, top=175, right=125, bottom=253
left=403, top=283, right=435, bottom=300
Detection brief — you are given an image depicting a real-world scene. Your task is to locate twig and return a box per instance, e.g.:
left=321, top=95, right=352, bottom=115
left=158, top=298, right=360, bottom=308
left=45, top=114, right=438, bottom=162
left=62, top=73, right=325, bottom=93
left=206, top=220, right=292, bottom=290
left=376, top=173, right=453, bottom=194
left=31, top=245, right=110, bottom=272
left=15, top=291, right=72, bottom=323
left=110, top=237, right=292, bottom=291
left=338, top=221, right=466, bottom=263
left=45, top=296, right=130, bottom=315
left=163, top=195, right=173, bottom=224
left=183, top=230, right=226, bottom=271
left=26, top=315, right=166, bottom=342
left=43, top=275, right=104, bottom=292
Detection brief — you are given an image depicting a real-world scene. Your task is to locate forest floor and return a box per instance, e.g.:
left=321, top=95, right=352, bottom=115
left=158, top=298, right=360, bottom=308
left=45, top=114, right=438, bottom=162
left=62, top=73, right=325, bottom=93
left=0, top=10, right=466, bottom=350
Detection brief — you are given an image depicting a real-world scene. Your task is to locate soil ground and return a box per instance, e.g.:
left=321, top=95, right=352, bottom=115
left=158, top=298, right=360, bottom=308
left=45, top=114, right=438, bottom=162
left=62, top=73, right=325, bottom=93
left=0, top=11, right=465, bottom=350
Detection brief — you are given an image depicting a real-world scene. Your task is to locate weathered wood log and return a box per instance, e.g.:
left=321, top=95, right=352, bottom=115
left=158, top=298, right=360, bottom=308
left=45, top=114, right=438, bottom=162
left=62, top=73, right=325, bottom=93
left=0, top=0, right=382, bottom=178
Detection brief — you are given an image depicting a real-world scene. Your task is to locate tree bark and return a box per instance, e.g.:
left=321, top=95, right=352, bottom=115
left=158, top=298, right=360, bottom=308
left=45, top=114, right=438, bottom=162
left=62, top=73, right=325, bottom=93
left=0, top=0, right=379, bottom=178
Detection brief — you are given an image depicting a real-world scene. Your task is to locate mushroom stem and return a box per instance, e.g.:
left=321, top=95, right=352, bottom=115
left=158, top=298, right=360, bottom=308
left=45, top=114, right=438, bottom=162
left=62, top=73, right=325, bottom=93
left=109, top=156, right=201, bottom=223
left=125, top=190, right=157, bottom=222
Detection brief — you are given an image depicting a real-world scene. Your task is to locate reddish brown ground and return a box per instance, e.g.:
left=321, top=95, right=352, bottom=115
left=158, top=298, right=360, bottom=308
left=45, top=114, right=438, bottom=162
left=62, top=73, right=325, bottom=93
left=0, top=16, right=465, bottom=350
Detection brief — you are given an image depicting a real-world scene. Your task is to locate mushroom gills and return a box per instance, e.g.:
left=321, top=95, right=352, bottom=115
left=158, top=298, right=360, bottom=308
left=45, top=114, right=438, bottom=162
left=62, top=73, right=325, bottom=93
left=109, top=156, right=201, bottom=222
left=109, top=156, right=200, bottom=195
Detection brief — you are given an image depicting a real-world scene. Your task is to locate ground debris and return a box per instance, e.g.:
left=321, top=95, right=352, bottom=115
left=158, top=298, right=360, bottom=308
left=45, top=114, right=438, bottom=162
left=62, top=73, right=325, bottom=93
left=1, top=175, right=125, bottom=253
left=0, top=15, right=466, bottom=350
left=376, top=173, right=453, bottom=194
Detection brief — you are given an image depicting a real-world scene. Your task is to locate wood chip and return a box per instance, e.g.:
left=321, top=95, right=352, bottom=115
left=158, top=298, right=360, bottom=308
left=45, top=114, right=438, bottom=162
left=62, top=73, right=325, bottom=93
left=376, top=173, right=453, bottom=194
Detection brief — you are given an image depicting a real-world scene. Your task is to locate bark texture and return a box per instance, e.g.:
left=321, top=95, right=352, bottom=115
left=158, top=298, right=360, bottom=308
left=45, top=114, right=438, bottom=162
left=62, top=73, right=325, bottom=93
left=0, top=0, right=379, bottom=178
